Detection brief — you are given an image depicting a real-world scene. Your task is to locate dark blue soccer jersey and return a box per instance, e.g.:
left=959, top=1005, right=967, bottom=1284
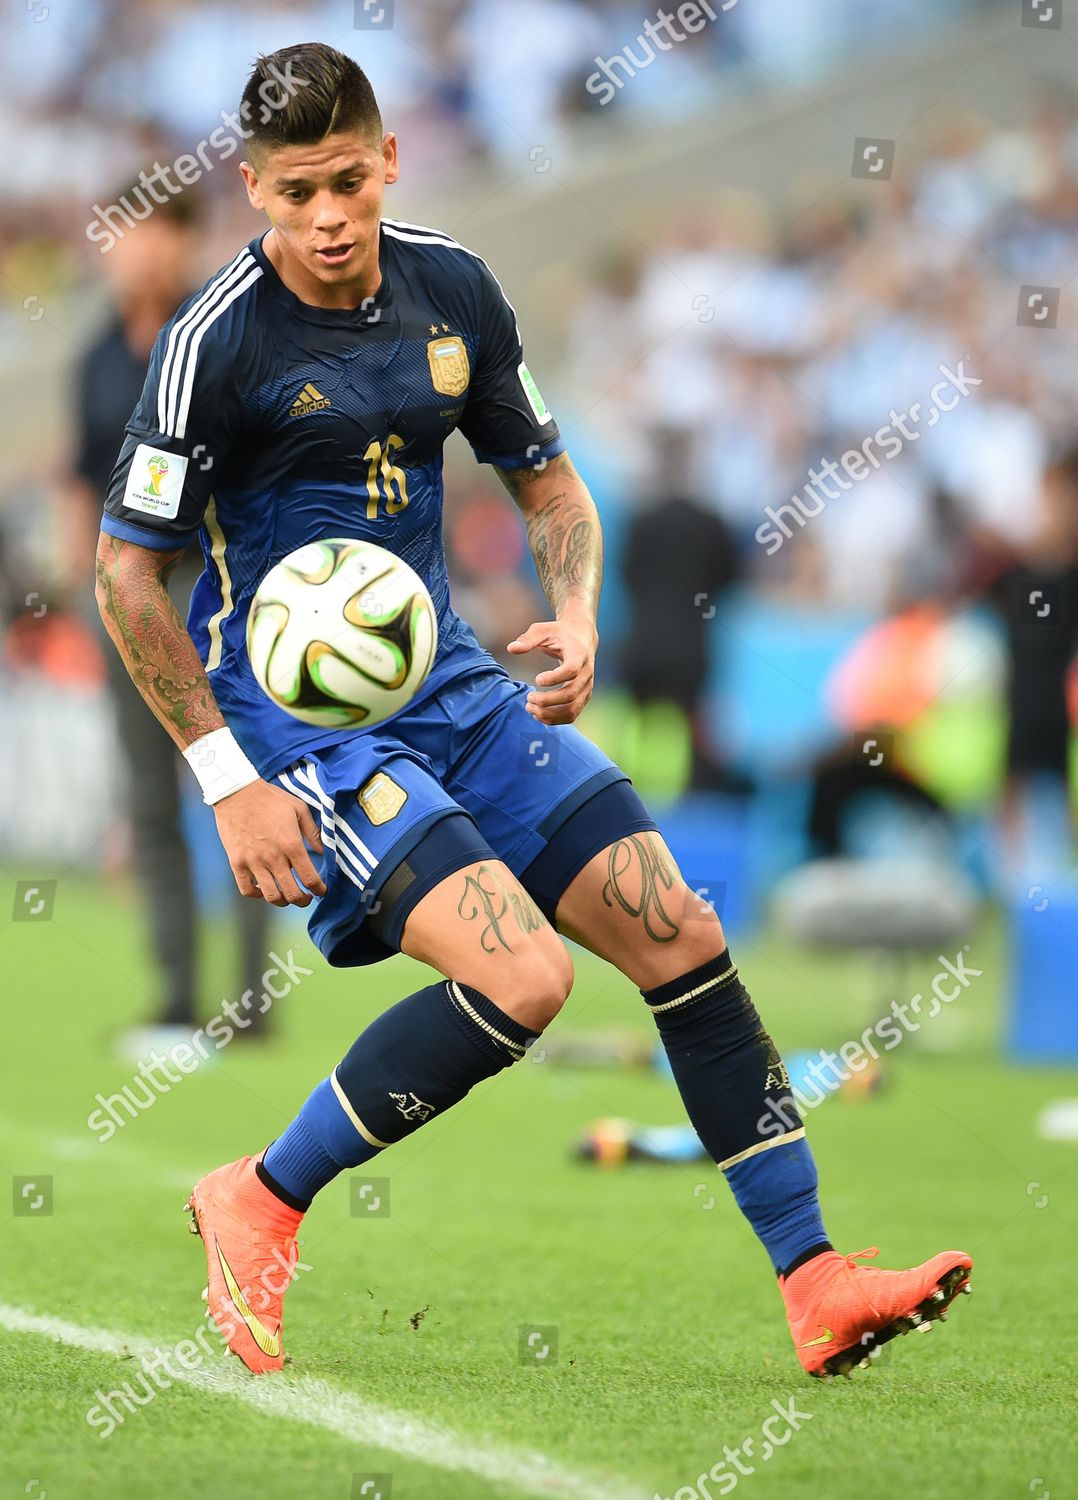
left=100, top=218, right=564, bottom=778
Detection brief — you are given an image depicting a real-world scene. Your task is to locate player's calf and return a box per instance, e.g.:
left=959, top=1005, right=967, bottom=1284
left=557, top=832, right=830, bottom=1280
left=257, top=975, right=547, bottom=1216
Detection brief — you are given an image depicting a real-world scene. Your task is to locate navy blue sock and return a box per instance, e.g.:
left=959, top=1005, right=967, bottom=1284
left=261, top=981, right=538, bottom=1209
left=643, top=951, right=831, bottom=1276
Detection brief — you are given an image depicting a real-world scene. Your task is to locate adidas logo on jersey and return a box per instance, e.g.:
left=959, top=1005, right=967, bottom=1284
left=289, top=382, right=332, bottom=417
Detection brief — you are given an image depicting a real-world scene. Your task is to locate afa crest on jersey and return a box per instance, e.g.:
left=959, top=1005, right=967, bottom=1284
left=427, top=335, right=470, bottom=397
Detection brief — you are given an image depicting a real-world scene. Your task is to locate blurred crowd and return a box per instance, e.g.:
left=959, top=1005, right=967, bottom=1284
left=564, top=86, right=1078, bottom=614
left=5, top=0, right=989, bottom=219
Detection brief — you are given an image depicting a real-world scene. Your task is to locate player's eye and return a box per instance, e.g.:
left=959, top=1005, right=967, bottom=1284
left=284, top=189, right=309, bottom=202
left=339, top=179, right=362, bottom=193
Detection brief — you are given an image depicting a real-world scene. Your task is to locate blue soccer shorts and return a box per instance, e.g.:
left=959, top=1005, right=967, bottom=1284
left=273, top=665, right=656, bottom=966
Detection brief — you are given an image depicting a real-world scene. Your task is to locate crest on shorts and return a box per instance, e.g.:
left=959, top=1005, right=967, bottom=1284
left=427, top=336, right=470, bottom=398
left=357, top=772, right=408, bottom=825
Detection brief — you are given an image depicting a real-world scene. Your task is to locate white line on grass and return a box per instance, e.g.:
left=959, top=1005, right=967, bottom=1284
left=0, top=1302, right=643, bottom=1500
left=46, top=1137, right=198, bottom=1189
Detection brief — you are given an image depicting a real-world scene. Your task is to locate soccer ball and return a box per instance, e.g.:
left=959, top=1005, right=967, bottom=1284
left=247, top=538, right=437, bottom=728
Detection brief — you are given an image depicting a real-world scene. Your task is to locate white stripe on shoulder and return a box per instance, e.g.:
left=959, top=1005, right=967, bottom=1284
left=158, top=250, right=252, bottom=434
left=173, top=262, right=262, bottom=440
left=380, top=220, right=520, bottom=339
left=380, top=216, right=461, bottom=247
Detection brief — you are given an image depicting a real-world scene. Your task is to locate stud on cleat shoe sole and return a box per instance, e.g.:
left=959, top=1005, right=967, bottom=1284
left=813, top=1264, right=972, bottom=1379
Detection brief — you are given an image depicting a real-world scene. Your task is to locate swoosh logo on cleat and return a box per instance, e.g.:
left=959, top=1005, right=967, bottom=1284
left=215, top=1243, right=281, bottom=1358
left=799, top=1327, right=834, bottom=1347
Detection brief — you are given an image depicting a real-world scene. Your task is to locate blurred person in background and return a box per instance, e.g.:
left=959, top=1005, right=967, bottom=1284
left=60, top=185, right=271, bottom=1060
left=620, top=425, right=744, bottom=791
left=988, top=448, right=1078, bottom=861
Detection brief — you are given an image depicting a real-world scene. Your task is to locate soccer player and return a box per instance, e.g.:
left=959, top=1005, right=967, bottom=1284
left=95, top=42, right=971, bottom=1380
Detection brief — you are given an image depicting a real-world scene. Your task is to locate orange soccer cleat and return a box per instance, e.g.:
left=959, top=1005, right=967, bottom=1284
left=780, top=1245, right=972, bottom=1379
left=185, top=1155, right=305, bottom=1374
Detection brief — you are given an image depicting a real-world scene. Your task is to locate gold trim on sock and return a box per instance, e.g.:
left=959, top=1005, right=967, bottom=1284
left=646, top=963, right=739, bottom=1015
left=448, top=981, right=526, bottom=1059
left=330, top=1069, right=392, bottom=1149
left=718, top=1126, right=806, bottom=1172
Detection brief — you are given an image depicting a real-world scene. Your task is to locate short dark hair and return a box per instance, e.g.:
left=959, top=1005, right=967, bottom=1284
left=241, top=42, right=382, bottom=158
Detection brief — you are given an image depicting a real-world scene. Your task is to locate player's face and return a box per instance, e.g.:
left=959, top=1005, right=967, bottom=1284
left=241, top=130, right=399, bottom=302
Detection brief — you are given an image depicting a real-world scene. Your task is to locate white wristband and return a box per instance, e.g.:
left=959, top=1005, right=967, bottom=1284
left=182, top=727, right=260, bottom=805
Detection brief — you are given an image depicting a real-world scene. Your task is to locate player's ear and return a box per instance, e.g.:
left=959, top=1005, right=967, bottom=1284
left=240, top=160, right=265, bottom=212
left=382, top=133, right=399, bottom=186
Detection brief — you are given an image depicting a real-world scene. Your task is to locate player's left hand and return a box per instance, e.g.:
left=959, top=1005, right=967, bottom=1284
left=507, top=612, right=598, bottom=726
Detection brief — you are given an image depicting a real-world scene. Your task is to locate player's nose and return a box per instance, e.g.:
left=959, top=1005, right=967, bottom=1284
left=310, top=194, right=347, bottom=232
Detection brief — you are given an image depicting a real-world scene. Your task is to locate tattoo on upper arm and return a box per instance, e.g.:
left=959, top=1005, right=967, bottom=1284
left=456, top=864, right=547, bottom=953
left=601, top=834, right=680, bottom=943
left=495, top=451, right=575, bottom=497
left=95, top=534, right=223, bottom=742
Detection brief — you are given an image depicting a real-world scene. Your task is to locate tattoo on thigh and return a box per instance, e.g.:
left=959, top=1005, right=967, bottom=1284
left=601, top=834, right=680, bottom=943
left=508, top=887, right=545, bottom=937
left=456, top=865, right=546, bottom=954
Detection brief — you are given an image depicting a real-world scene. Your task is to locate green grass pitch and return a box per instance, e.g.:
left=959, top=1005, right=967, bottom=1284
left=2, top=870, right=1076, bottom=1500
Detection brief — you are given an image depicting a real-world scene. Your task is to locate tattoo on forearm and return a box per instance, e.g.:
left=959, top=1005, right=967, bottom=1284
left=497, top=454, right=603, bottom=618
left=95, top=534, right=224, bottom=745
left=525, top=495, right=602, bottom=617
left=601, top=834, right=680, bottom=943
left=456, top=864, right=547, bottom=953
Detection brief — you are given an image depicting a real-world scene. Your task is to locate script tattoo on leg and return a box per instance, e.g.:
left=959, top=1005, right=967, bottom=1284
left=457, top=865, right=546, bottom=954
left=601, top=834, right=680, bottom=943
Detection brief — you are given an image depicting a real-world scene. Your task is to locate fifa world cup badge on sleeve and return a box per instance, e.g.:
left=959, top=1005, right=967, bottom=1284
left=517, top=362, right=551, bottom=424
left=124, top=443, right=189, bottom=520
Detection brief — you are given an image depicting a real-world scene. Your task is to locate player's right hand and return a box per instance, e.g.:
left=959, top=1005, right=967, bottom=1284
left=212, top=780, right=327, bottom=907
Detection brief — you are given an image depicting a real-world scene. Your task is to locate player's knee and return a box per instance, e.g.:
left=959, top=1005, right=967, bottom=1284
left=618, top=886, right=727, bottom=991
left=683, top=899, right=726, bottom=962
left=490, top=933, right=573, bottom=1031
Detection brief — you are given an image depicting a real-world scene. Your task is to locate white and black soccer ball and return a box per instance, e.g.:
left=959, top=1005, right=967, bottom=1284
left=247, top=538, right=437, bottom=728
